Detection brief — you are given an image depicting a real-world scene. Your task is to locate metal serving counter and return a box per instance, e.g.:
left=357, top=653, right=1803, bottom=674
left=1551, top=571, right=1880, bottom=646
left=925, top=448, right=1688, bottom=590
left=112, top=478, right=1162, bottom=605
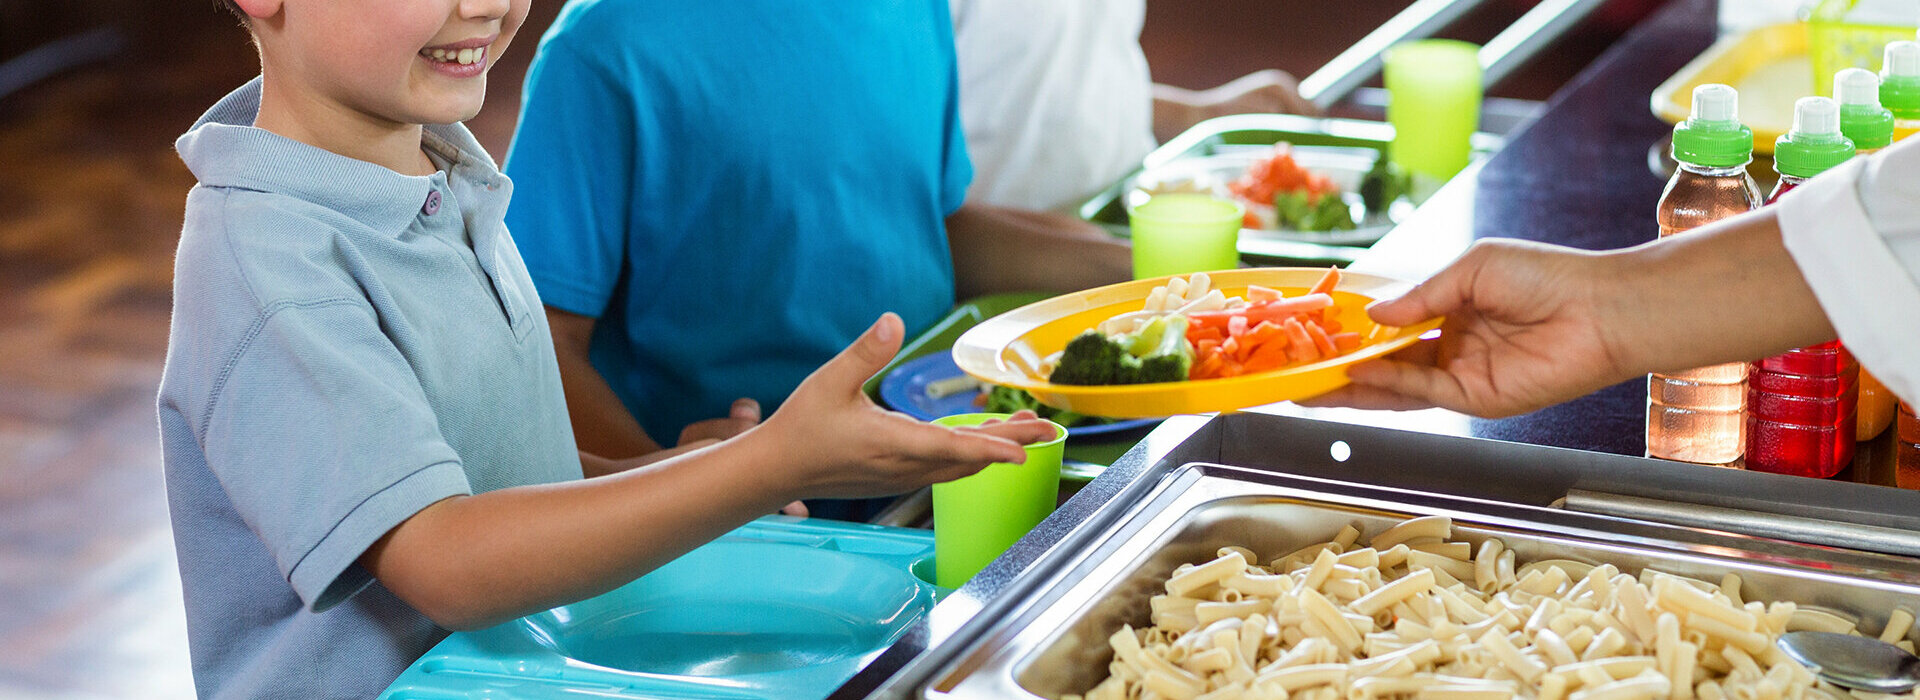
left=830, top=0, right=1918, bottom=697
left=841, top=413, right=1920, bottom=700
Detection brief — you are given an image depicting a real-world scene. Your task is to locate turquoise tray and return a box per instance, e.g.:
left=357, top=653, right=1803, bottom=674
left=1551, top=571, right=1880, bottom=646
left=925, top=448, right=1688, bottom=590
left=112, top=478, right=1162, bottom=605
left=378, top=516, right=940, bottom=700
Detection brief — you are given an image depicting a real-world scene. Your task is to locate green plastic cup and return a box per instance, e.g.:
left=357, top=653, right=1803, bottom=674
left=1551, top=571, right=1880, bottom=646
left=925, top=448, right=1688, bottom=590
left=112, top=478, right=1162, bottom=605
left=1385, top=39, right=1483, bottom=183
left=929, top=413, right=1067, bottom=588
left=1126, top=193, right=1244, bottom=280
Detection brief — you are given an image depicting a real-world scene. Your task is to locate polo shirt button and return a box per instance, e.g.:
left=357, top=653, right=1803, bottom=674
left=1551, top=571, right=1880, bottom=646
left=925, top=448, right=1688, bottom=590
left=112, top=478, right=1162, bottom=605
left=422, top=189, right=442, bottom=216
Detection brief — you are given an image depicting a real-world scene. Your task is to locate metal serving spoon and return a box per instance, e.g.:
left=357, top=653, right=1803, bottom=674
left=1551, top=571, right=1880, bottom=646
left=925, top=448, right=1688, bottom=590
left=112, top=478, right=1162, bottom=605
left=1777, top=631, right=1920, bottom=693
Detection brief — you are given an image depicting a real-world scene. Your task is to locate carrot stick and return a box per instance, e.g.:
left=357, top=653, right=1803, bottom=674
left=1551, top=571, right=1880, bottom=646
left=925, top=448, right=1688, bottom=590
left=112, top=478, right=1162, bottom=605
left=1282, top=317, right=1320, bottom=363
left=1243, top=337, right=1292, bottom=372
left=1305, top=320, right=1339, bottom=357
left=1308, top=266, right=1341, bottom=296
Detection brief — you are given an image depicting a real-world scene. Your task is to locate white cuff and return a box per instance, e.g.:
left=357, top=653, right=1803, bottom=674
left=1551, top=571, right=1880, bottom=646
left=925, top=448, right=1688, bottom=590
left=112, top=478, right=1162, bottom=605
left=1776, top=158, right=1920, bottom=405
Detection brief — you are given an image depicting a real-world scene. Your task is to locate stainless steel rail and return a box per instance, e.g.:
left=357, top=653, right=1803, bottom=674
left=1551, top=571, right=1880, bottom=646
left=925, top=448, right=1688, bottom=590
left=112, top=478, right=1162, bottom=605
left=1297, top=0, right=1611, bottom=111
left=1298, top=0, right=1493, bottom=110
left=1558, top=488, right=1920, bottom=559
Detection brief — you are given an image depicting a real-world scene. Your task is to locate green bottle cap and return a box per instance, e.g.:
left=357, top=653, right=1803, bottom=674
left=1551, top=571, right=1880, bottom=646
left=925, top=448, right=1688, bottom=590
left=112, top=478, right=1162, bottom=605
left=1671, top=84, right=1753, bottom=168
left=1775, top=97, right=1855, bottom=178
left=1834, top=68, right=1894, bottom=150
left=1881, top=41, right=1920, bottom=117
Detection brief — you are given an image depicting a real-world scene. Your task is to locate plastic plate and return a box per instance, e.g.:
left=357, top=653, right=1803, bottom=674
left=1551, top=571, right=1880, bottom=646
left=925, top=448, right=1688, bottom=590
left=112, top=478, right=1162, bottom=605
left=877, top=352, right=1162, bottom=438
left=1128, top=146, right=1408, bottom=248
left=950, top=268, right=1444, bottom=418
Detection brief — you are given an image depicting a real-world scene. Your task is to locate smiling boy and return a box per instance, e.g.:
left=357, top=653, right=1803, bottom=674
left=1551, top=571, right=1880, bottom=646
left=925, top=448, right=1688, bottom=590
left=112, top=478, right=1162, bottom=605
left=159, top=1, right=1051, bottom=697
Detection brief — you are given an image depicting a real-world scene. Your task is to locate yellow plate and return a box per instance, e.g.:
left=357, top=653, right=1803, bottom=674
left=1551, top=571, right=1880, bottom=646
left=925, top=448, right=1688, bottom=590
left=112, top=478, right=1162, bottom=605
left=1650, top=22, right=1807, bottom=156
left=950, top=268, right=1443, bottom=418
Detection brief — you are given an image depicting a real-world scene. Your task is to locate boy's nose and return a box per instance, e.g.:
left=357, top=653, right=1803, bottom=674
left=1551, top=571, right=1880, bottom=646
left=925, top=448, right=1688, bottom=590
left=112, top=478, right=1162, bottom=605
left=459, top=0, right=514, bottom=21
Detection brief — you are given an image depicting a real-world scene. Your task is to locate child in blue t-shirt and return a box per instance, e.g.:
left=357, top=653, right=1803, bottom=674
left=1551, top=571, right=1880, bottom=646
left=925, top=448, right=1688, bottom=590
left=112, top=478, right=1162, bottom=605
left=159, top=1, right=1052, bottom=697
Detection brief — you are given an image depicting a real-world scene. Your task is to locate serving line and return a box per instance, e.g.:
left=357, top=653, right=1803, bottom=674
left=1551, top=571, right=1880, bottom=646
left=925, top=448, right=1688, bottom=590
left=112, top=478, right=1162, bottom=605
left=843, top=412, right=1920, bottom=700
left=831, top=0, right=1908, bottom=697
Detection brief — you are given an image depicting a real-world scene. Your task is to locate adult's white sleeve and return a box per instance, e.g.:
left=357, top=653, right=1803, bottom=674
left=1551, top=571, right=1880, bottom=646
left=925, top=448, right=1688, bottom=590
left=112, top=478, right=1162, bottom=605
left=1774, top=138, right=1920, bottom=405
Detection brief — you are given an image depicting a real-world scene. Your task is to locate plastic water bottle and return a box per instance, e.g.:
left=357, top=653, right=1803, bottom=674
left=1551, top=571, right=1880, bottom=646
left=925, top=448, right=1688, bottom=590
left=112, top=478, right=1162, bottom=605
left=1747, top=97, right=1858, bottom=478
left=1649, top=85, right=1763, bottom=467
left=1882, top=41, right=1920, bottom=142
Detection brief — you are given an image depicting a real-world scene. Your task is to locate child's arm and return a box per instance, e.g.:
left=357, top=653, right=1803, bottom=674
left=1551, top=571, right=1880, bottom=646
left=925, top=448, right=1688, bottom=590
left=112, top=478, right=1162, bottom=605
left=946, top=202, right=1133, bottom=300
left=359, top=313, right=1053, bottom=630
left=1152, top=70, right=1319, bottom=143
left=547, top=306, right=664, bottom=462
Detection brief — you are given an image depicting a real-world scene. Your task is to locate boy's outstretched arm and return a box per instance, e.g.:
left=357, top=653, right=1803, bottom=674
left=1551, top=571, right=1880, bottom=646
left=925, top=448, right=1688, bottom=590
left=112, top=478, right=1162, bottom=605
left=1317, top=208, right=1834, bottom=418
left=359, top=314, right=1054, bottom=631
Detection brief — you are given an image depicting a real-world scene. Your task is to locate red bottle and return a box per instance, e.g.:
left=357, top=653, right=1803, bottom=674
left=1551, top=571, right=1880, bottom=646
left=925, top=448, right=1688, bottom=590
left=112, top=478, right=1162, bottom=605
left=1746, top=96, right=1858, bottom=478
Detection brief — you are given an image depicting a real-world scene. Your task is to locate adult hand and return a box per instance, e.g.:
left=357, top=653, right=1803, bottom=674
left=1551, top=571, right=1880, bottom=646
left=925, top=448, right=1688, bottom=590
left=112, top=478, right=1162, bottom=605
left=1200, top=69, right=1320, bottom=118
left=751, top=313, right=1057, bottom=499
left=1314, top=239, right=1638, bottom=418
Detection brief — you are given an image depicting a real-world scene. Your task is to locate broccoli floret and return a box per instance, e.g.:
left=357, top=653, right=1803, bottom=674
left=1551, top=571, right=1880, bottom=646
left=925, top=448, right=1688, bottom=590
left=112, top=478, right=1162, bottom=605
left=1133, top=316, right=1193, bottom=383
left=983, top=384, right=1095, bottom=427
left=1050, top=316, right=1193, bottom=386
left=1359, top=152, right=1411, bottom=212
left=1049, top=331, right=1131, bottom=385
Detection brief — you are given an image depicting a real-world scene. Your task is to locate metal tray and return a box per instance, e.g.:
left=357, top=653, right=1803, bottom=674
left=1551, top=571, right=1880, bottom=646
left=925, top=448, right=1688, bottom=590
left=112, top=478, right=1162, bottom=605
left=1079, top=114, right=1503, bottom=266
left=922, top=464, right=1920, bottom=699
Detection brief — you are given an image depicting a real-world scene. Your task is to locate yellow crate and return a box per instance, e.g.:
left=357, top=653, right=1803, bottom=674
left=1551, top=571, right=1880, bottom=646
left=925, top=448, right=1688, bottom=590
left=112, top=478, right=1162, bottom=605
left=1651, top=22, right=1807, bottom=155
left=1808, top=0, right=1916, bottom=97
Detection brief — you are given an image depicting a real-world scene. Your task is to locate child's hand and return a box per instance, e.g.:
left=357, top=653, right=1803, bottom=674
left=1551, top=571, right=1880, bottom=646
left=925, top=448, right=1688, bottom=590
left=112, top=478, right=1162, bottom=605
left=1311, top=240, right=1638, bottom=418
left=678, top=398, right=761, bottom=446
left=754, top=313, right=1058, bottom=499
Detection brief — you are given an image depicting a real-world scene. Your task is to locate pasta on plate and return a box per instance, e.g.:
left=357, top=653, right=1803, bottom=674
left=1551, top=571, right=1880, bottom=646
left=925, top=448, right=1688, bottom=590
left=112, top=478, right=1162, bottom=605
left=1068, top=516, right=1919, bottom=700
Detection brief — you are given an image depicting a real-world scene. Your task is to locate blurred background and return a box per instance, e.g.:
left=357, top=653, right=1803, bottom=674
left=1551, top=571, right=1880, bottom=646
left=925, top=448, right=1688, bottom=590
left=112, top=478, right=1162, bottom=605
left=0, top=0, right=1650, bottom=697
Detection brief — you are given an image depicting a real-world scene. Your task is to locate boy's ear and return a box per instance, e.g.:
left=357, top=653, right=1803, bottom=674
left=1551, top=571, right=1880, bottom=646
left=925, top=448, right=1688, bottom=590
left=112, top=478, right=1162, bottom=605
left=232, top=0, right=282, bottom=20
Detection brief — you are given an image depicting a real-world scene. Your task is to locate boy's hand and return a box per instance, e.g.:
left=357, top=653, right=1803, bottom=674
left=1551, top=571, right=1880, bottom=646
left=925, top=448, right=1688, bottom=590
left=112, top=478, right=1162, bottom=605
left=1312, top=239, right=1638, bottom=418
left=678, top=398, right=761, bottom=446
left=756, top=313, right=1057, bottom=499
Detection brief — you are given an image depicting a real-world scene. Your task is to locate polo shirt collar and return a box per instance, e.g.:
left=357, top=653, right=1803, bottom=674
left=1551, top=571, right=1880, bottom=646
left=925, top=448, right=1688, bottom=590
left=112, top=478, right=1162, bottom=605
left=175, top=77, right=505, bottom=236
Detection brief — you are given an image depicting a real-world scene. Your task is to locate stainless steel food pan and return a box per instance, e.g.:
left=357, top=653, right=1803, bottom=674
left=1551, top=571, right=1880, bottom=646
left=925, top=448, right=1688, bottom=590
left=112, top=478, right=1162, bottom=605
left=922, top=463, right=1920, bottom=700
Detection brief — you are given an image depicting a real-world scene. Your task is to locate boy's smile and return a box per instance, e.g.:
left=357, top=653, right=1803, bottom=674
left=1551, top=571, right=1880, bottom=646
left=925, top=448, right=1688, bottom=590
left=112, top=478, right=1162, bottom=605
left=420, top=35, right=495, bottom=79
left=240, top=0, right=529, bottom=174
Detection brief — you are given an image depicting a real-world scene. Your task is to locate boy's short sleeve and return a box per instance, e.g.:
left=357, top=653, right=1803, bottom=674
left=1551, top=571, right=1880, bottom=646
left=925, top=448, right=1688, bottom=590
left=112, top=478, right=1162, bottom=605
left=502, top=40, right=639, bottom=320
left=200, top=299, right=471, bottom=612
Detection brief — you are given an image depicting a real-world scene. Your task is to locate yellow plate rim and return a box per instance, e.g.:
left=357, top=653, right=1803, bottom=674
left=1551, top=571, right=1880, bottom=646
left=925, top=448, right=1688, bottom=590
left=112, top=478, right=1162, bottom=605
left=950, top=268, right=1443, bottom=417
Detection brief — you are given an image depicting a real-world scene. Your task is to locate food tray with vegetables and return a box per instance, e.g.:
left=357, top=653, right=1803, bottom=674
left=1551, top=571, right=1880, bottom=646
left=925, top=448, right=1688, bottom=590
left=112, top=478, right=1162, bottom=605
left=1081, top=114, right=1502, bottom=265
left=950, top=268, right=1442, bottom=418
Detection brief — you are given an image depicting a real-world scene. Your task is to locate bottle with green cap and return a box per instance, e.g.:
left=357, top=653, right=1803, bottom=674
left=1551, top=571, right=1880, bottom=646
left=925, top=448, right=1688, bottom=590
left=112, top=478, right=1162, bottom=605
left=1834, top=67, right=1894, bottom=154
left=1881, top=40, right=1920, bottom=142
left=1649, top=83, right=1762, bottom=468
left=1747, top=96, right=1859, bottom=479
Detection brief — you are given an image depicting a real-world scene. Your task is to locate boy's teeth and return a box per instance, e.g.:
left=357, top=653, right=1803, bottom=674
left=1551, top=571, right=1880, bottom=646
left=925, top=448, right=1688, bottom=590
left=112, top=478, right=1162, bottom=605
left=423, top=47, right=485, bottom=65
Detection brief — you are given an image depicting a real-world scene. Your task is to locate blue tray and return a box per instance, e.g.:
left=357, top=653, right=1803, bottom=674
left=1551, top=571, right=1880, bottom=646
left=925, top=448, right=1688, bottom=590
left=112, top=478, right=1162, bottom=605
left=379, top=517, right=941, bottom=700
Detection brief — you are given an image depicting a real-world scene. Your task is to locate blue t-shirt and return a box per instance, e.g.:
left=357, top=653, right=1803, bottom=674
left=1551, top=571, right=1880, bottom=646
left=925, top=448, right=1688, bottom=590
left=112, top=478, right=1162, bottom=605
left=161, top=79, right=582, bottom=699
left=504, top=0, right=971, bottom=441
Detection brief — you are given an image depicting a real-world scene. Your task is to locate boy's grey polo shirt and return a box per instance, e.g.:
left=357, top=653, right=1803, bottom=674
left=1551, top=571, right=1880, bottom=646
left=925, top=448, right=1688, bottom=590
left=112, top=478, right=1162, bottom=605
left=159, top=78, right=582, bottom=700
